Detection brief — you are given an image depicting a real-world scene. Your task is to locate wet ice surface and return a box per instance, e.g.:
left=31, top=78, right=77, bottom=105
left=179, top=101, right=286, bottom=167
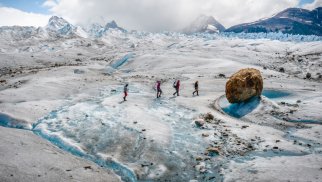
left=30, top=86, right=321, bottom=181
left=32, top=85, right=214, bottom=181
left=220, top=89, right=322, bottom=124
left=0, top=113, right=31, bottom=130
left=220, top=97, right=260, bottom=118
left=215, top=89, right=322, bottom=181
left=32, top=101, right=138, bottom=182
left=1, top=32, right=322, bottom=181
left=219, top=89, right=290, bottom=118
left=262, top=90, right=291, bottom=99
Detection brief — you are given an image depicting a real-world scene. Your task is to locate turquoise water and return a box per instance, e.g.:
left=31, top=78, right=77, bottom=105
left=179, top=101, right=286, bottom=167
left=0, top=113, right=29, bottom=130
left=220, top=90, right=321, bottom=124
left=221, top=96, right=260, bottom=118
left=287, top=119, right=321, bottom=124
left=262, top=90, right=291, bottom=99
left=220, top=89, right=290, bottom=118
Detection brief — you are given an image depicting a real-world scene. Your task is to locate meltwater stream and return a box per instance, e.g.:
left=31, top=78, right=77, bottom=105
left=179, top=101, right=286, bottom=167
left=1, top=84, right=214, bottom=181
left=32, top=104, right=138, bottom=182
left=0, top=113, right=31, bottom=130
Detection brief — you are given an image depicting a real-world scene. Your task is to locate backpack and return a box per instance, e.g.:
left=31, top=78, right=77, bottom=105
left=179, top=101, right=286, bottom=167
left=173, top=81, right=176, bottom=88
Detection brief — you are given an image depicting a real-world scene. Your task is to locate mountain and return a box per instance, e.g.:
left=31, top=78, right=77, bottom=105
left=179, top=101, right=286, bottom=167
left=183, top=15, right=226, bottom=34
left=85, top=20, right=126, bottom=38
left=0, top=26, right=37, bottom=40
left=85, top=23, right=105, bottom=38
left=226, top=7, right=322, bottom=36
left=0, top=16, right=84, bottom=39
left=45, top=16, right=79, bottom=37
left=0, top=16, right=127, bottom=40
left=105, top=20, right=126, bottom=32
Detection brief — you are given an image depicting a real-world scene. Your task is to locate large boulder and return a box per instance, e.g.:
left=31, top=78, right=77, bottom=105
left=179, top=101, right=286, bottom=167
left=225, top=68, right=263, bottom=103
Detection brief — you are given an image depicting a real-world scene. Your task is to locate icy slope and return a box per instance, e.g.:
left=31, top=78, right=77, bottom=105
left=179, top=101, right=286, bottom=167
left=0, top=30, right=322, bottom=181
left=0, top=126, right=120, bottom=182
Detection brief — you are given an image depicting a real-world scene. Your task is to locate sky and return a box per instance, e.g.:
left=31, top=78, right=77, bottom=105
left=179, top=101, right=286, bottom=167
left=0, top=0, right=321, bottom=31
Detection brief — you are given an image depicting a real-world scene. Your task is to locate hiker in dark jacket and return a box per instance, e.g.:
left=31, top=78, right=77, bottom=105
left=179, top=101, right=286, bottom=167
left=123, top=84, right=128, bottom=101
left=193, top=81, right=199, bottom=96
left=173, top=80, right=180, bottom=96
left=156, top=81, right=162, bottom=98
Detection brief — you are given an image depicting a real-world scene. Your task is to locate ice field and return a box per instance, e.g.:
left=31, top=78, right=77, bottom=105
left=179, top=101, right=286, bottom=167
left=1, top=30, right=322, bottom=181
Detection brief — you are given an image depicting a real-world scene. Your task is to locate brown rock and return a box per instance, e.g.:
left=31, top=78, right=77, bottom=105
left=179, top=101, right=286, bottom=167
left=225, top=68, right=263, bottom=103
left=83, top=166, right=92, bottom=170
left=196, top=156, right=203, bottom=161
left=204, top=112, right=214, bottom=121
left=206, top=147, right=220, bottom=155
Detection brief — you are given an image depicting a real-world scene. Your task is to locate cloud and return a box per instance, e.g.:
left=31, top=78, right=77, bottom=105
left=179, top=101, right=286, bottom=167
left=43, top=0, right=58, bottom=8
left=0, top=7, right=50, bottom=27
left=43, top=0, right=300, bottom=31
left=303, top=0, right=322, bottom=9
left=0, top=1, right=302, bottom=30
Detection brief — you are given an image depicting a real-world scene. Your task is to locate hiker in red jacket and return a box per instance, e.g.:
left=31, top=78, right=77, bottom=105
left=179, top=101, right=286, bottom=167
left=173, top=80, right=180, bottom=96
left=156, top=81, right=162, bottom=98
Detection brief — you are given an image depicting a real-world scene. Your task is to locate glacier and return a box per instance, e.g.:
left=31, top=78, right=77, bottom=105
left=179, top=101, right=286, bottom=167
left=0, top=16, right=322, bottom=182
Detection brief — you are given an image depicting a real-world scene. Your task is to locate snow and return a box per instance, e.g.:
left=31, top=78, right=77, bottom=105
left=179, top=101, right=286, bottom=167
left=75, top=26, right=89, bottom=38
left=223, top=155, right=322, bottom=182
left=0, top=24, right=322, bottom=181
left=0, top=126, right=120, bottom=182
left=207, top=24, right=219, bottom=33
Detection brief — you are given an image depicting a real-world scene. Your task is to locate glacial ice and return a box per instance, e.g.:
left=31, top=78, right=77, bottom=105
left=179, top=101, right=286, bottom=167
left=1, top=23, right=322, bottom=181
left=111, top=53, right=135, bottom=69
left=30, top=85, right=215, bottom=181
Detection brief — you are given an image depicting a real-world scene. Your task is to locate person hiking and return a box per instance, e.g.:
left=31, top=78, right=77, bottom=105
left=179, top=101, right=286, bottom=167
left=123, top=84, right=128, bottom=101
left=173, top=80, right=180, bottom=96
left=156, top=81, right=162, bottom=98
left=193, top=81, right=199, bottom=96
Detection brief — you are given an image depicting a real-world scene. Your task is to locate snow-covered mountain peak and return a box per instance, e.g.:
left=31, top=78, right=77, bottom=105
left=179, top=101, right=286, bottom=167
left=46, top=16, right=72, bottom=30
left=105, top=20, right=118, bottom=29
left=84, top=20, right=126, bottom=38
left=105, top=20, right=126, bottom=32
left=89, top=23, right=104, bottom=29
left=183, top=14, right=226, bottom=34
left=85, top=23, right=104, bottom=37
left=45, top=16, right=77, bottom=37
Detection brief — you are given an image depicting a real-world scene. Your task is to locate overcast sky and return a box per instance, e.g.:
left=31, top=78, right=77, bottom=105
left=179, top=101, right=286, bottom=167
left=0, top=0, right=321, bottom=31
